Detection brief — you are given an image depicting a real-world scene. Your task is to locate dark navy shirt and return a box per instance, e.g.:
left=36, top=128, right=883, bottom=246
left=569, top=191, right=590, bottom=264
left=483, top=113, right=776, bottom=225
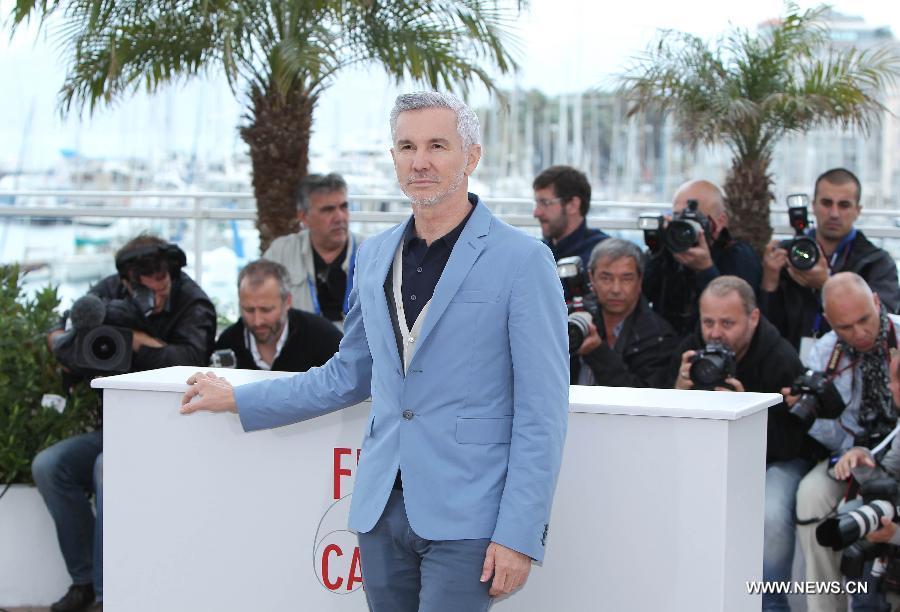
left=387, top=194, right=477, bottom=491
left=399, top=198, right=476, bottom=329
left=311, top=242, right=348, bottom=321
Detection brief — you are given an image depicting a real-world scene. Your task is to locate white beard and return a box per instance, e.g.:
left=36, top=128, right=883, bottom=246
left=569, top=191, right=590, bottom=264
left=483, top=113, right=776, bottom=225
left=402, top=166, right=467, bottom=208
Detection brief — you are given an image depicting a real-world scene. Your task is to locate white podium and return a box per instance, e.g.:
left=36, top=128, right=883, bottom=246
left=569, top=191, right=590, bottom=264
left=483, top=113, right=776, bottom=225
left=93, top=366, right=777, bottom=612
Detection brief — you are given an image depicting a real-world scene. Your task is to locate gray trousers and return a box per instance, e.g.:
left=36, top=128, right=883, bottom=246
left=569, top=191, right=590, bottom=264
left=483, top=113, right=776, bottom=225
left=358, top=489, right=492, bottom=612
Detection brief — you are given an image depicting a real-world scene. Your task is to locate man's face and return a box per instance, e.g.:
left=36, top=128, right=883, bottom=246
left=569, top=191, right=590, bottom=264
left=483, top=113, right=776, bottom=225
left=239, top=276, right=291, bottom=345
left=825, top=291, right=881, bottom=353
left=298, top=189, right=349, bottom=252
left=390, top=107, right=480, bottom=207
left=699, top=291, right=759, bottom=359
left=591, top=256, right=642, bottom=319
left=533, top=185, right=579, bottom=241
left=136, top=270, right=172, bottom=314
left=813, top=180, right=861, bottom=243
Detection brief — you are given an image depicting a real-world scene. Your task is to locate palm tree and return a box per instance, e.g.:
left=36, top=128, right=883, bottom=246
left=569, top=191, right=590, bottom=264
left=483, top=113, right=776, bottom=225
left=620, top=4, right=899, bottom=254
left=11, top=0, right=521, bottom=250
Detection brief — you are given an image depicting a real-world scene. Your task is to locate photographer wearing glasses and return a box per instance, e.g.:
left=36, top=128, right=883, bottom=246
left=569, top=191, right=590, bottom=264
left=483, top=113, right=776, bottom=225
left=532, top=166, right=609, bottom=297
left=794, top=272, right=900, bottom=612
left=642, top=179, right=762, bottom=336
left=34, top=234, right=216, bottom=612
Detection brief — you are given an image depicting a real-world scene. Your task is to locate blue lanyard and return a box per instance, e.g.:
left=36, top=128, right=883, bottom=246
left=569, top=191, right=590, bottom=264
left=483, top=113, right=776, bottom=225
left=811, top=228, right=857, bottom=334
left=307, top=236, right=358, bottom=317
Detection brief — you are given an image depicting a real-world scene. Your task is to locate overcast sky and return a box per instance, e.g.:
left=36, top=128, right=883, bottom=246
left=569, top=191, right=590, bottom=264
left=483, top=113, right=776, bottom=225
left=1, top=0, right=898, bottom=171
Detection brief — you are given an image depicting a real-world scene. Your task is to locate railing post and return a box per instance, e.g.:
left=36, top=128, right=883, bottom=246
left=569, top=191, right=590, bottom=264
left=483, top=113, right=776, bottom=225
left=194, top=196, right=203, bottom=286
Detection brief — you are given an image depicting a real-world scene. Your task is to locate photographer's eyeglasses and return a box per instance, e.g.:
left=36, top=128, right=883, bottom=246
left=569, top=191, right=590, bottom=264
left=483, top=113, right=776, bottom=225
left=534, top=197, right=565, bottom=208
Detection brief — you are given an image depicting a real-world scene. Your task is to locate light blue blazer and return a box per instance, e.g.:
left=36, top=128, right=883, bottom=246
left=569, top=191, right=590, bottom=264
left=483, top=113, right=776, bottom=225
left=236, top=198, right=569, bottom=561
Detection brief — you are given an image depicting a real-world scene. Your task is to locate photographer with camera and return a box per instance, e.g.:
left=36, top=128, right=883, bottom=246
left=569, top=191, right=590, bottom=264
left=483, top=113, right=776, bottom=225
left=32, top=234, right=216, bottom=612
left=571, top=239, right=677, bottom=388
left=214, top=259, right=342, bottom=371
left=794, top=272, right=900, bottom=612
left=822, top=354, right=900, bottom=609
left=669, top=275, right=826, bottom=611
left=533, top=166, right=608, bottom=297
left=761, top=168, right=900, bottom=356
left=642, top=179, right=762, bottom=336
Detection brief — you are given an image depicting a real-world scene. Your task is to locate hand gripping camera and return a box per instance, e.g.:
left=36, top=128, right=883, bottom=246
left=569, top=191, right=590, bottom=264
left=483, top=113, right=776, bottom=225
left=556, top=256, right=600, bottom=354
left=778, top=194, right=820, bottom=270
left=689, top=342, right=736, bottom=390
left=787, top=370, right=846, bottom=430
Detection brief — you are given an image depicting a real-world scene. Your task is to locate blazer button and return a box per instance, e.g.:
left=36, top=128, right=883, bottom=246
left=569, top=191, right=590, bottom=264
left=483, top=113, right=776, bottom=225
left=402, top=410, right=414, bottom=420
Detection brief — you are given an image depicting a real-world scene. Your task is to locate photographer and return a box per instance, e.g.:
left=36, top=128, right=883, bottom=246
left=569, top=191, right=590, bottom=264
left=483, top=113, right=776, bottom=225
left=32, top=234, right=216, bottom=612
left=572, top=239, right=677, bottom=388
left=642, top=179, right=761, bottom=337
left=840, top=354, right=900, bottom=611
left=669, top=276, right=825, bottom=612
left=532, top=165, right=609, bottom=296
left=214, top=259, right=342, bottom=371
left=794, top=272, right=900, bottom=612
left=761, top=168, right=900, bottom=355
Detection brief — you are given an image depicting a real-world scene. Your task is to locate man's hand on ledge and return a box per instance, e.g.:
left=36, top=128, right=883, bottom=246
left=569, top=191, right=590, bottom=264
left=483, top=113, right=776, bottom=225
left=481, top=541, right=531, bottom=597
left=181, top=371, right=237, bottom=415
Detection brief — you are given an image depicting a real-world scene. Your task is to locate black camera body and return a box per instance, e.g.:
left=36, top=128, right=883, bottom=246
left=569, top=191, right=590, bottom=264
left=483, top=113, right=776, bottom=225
left=556, top=256, right=600, bottom=354
left=665, top=199, right=713, bottom=253
left=778, top=194, right=819, bottom=271
left=689, top=342, right=736, bottom=390
left=638, top=200, right=713, bottom=254
left=788, top=370, right=846, bottom=430
left=51, top=291, right=155, bottom=376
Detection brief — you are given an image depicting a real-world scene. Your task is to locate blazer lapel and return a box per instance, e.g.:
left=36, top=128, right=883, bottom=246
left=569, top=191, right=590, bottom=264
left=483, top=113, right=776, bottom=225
left=410, top=202, right=492, bottom=361
left=372, top=219, right=410, bottom=373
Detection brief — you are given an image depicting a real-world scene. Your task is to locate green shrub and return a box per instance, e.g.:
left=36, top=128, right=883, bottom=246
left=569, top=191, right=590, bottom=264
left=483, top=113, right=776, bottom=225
left=0, top=265, right=99, bottom=485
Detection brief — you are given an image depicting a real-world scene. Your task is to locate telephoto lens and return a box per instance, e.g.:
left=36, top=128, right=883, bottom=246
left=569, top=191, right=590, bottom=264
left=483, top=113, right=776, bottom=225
left=664, top=219, right=701, bottom=253
left=788, top=237, right=819, bottom=270
left=567, top=311, right=593, bottom=354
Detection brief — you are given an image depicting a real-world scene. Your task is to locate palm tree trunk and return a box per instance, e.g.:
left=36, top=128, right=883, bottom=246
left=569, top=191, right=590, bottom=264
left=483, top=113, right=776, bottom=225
left=723, top=157, right=774, bottom=257
left=240, top=84, right=314, bottom=252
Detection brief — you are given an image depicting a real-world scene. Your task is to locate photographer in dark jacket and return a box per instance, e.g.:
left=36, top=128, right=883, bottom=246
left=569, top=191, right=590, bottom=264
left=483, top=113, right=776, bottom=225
left=643, top=179, right=762, bottom=336
left=532, top=165, right=608, bottom=286
left=573, top=238, right=677, bottom=388
left=33, top=234, right=216, bottom=612
left=214, top=259, right=342, bottom=371
left=670, top=276, right=824, bottom=612
left=760, top=168, right=900, bottom=357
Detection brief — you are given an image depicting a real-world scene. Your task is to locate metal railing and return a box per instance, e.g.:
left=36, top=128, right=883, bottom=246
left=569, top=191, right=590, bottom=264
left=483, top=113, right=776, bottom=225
left=3, top=189, right=900, bottom=288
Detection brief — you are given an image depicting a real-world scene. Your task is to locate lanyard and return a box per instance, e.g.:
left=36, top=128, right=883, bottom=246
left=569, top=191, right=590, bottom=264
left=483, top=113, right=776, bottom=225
left=308, top=236, right=358, bottom=317
left=811, top=228, right=858, bottom=334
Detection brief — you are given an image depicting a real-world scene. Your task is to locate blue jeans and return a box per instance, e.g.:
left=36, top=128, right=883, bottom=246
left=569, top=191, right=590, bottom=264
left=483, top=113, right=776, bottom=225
left=358, top=489, right=492, bottom=612
left=32, top=431, right=103, bottom=600
left=763, top=458, right=813, bottom=611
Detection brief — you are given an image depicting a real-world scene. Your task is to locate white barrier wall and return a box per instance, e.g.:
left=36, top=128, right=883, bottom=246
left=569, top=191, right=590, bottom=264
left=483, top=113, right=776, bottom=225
left=93, top=366, right=778, bottom=612
left=0, top=485, right=70, bottom=606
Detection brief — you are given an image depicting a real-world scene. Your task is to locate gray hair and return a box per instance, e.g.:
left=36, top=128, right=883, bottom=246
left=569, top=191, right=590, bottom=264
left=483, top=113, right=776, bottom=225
left=389, top=91, right=481, bottom=150
left=295, top=173, right=347, bottom=213
left=238, top=259, right=291, bottom=301
left=588, top=238, right=645, bottom=277
left=702, top=275, right=757, bottom=315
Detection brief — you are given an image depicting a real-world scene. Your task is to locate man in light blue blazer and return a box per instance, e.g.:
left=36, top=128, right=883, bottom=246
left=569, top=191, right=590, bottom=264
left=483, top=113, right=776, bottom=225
left=182, top=91, right=569, bottom=611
